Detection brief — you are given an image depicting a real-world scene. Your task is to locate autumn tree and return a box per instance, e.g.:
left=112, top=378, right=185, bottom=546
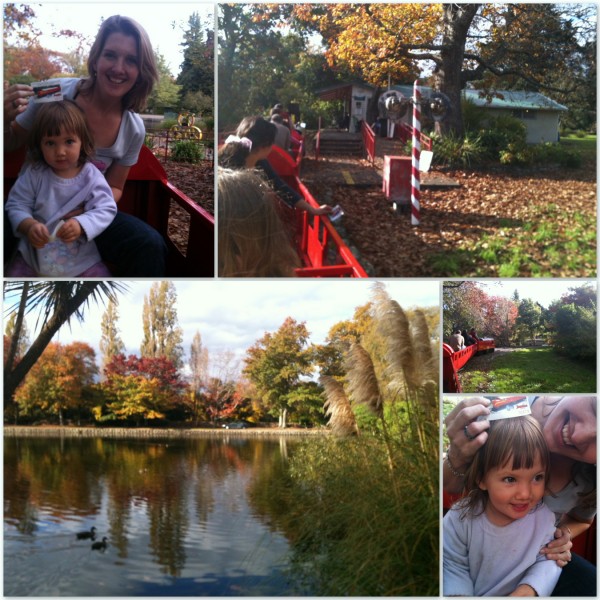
left=243, top=317, right=314, bottom=428
left=140, top=282, right=184, bottom=370
left=202, top=350, right=240, bottom=423
left=99, top=354, right=187, bottom=424
left=259, top=3, right=596, bottom=136
left=14, top=342, right=98, bottom=425
left=99, top=299, right=126, bottom=378
left=4, top=281, right=126, bottom=402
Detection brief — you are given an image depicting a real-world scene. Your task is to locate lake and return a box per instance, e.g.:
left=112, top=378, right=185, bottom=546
left=4, top=434, right=315, bottom=596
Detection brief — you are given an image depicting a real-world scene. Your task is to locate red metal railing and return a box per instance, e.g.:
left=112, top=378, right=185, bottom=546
left=362, top=121, right=376, bottom=163
left=442, top=339, right=496, bottom=392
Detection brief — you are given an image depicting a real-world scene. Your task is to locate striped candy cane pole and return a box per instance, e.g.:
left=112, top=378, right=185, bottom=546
left=411, top=79, right=421, bottom=225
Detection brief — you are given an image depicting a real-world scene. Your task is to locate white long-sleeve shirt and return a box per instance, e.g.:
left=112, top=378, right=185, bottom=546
left=6, top=162, right=117, bottom=276
left=443, top=500, right=561, bottom=596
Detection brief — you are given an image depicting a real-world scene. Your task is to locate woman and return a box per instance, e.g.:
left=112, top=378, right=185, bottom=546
left=219, top=115, right=332, bottom=217
left=444, top=396, right=596, bottom=596
left=4, top=15, right=167, bottom=276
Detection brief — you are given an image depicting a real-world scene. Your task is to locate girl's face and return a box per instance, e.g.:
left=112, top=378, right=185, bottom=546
left=94, top=32, right=140, bottom=101
left=478, top=453, right=546, bottom=527
left=534, top=396, right=596, bottom=464
left=41, top=129, right=82, bottom=178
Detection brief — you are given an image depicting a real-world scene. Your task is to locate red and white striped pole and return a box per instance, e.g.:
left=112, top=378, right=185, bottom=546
left=411, top=79, right=421, bottom=225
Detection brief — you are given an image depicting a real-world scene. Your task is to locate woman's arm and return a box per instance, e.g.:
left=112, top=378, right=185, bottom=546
left=104, top=163, right=130, bottom=203
left=4, top=84, right=33, bottom=151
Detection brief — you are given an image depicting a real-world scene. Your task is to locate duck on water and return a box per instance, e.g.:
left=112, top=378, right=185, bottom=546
left=91, top=537, right=108, bottom=552
left=76, top=526, right=96, bottom=540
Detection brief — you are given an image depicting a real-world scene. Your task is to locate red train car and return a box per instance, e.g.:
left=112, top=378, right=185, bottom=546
left=442, top=338, right=496, bottom=393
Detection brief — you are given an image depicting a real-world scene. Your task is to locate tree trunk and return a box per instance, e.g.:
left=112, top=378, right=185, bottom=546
left=279, top=408, right=288, bottom=429
left=4, top=285, right=99, bottom=402
left=438, top=4, right=480, bottom=137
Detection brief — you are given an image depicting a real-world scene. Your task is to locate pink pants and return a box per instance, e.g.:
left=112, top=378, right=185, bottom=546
left=5, top=253, right=113, bottom=277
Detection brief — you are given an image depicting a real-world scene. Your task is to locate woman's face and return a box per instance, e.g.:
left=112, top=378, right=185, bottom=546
left=536, top=396, right=596, bottom=464
left=94, top=33, right=139, bottom=101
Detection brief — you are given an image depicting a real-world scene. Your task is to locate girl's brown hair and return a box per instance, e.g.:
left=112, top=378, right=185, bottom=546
left=28, top=100, right=95, bottom=167
left=218, top=117, right=277, bottom=168
left=80, top=15, right=158, bottom=112
left=218, top=168, right=300, bottom=277
left=460, top=415, right=551, bottom=519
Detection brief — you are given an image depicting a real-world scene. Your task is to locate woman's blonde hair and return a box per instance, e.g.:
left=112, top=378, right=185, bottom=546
left=218, top=168, right=300, bottom=277
left=460, top=415, right=551, bottom=518
left=80, top=15, right=158, bottom=112
left=28, top=100, right=95, bottom=167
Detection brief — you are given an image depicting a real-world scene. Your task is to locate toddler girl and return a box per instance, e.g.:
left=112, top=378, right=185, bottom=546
left=443, top=415, right=561, bottom=596
left=6, top=100, right=116, bottom=277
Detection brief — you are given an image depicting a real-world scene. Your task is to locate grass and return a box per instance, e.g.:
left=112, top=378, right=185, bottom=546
left=560, top=134, right=597, bottom=163
left=459, top=347, right=596, bottom=393
left=428, top=200, right=596, bottom=277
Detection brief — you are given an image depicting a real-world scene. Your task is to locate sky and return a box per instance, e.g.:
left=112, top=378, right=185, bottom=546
left=467, top=279, right=596, bottom=308
left=10, top=280, right=439, bottom=377
left=16, top=2, right=215, bottom=77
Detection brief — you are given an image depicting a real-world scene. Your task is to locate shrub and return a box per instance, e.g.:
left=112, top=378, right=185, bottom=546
left=478, top=115, right=527, bottom=159
left=171, top=140, right=204, bottom=163
left=431, top=132, right=485, bottom=168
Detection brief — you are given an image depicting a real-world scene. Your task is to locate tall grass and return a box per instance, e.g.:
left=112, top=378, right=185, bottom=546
left=290, top=283, right=439, bottom=595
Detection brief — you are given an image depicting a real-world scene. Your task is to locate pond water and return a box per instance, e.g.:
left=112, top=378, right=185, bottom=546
left=4, top=435, right=314, bottom=596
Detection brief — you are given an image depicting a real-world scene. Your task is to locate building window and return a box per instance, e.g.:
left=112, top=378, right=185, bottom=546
left=512, top=109, right=536, bottom=120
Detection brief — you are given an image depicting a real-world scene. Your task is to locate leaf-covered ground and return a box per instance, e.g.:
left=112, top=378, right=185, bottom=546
left=301, top=155, right=596, bottom=278
left=162, top=158, right=214, bottom=255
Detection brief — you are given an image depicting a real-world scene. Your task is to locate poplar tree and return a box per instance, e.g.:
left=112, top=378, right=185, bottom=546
left=140, top=282, right=184, bottom=370
left=99, top=299, right=126, bottom=377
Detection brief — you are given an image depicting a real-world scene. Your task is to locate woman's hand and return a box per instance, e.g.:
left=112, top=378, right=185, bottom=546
left=4, top=83, right=34, bottom=126
left=445, top=397, right=491, bottom=463
left=443, top=397, right=491, bottom=492
left=541, top=527, right=573, bottom=567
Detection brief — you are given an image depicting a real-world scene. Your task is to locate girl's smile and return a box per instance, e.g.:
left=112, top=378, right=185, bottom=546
left=478, top=454, right=546, bottom=527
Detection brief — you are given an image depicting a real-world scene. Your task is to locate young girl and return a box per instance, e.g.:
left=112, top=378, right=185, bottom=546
left=218, top=115, right=332, bottom=217
left=218, top=168, right=300, bottom=277
left=5, top=100, right=117, bottom=277
left=443, top=415, right=562, bottom=596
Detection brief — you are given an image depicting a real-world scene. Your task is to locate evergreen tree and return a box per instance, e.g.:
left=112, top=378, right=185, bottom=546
left=177, top=12, right=214, bottom=108
left=140, top=282, right=184, bottom=370
left=99, top=299, right=126, bottom=377
left=147, top=51, right=181, bottom=113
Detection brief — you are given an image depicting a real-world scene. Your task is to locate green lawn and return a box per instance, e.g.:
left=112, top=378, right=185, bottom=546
left=459, top=347, right=596, bottom=393
left=560, top=134, right=597, bottom=162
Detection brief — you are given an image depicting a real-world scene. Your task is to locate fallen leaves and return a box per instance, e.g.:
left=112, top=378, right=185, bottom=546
left=301, top=157, right=596, bottom=277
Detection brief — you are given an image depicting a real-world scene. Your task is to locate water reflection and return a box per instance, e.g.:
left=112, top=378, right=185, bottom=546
left=4, top=435, right=311, bottom=596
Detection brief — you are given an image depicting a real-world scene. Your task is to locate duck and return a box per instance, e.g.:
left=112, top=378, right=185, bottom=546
left=91, top=537, right=108, bottom=551
left=76, top=526, right=96, bottom=540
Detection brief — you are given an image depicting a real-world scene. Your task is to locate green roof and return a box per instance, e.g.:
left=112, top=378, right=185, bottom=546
left=463, top=89, right=568, bottom=112
left=388, top=85, right=567, bottom=112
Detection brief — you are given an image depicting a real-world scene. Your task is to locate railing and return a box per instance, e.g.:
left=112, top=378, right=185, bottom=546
left=145, top=131, right=213, bottom=162
left=362, top=121, right=376, bottom=163
left=397, top=121, right=433, bottom=151
left=442, top=338, right=495, bottom=392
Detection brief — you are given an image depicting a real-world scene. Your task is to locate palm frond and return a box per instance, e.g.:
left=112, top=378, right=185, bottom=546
left=345, top=343, right=383, bottom=418
left=321, top=375, right=358, bottom=436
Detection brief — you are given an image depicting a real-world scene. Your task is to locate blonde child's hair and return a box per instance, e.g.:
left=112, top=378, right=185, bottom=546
left=28, top=100, right=95, bottom=167
left=218, top=168, right=300, bottom=277
left=460, top=415, right=551, bottom=519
